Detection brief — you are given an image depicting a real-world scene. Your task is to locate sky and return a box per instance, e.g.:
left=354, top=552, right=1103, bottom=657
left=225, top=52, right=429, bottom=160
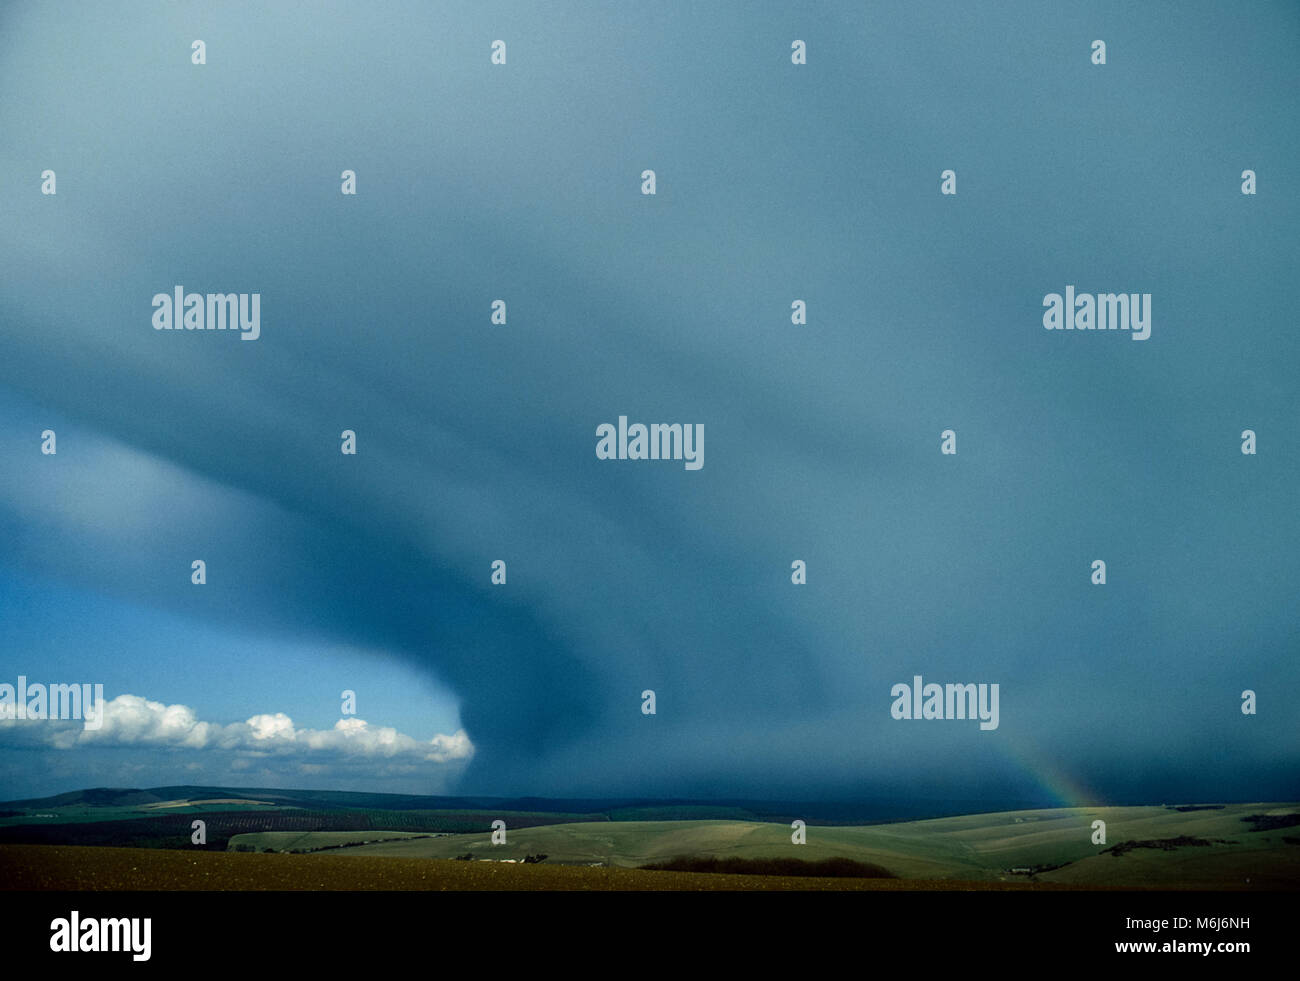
left=1, top=1, right=1297, bottom=805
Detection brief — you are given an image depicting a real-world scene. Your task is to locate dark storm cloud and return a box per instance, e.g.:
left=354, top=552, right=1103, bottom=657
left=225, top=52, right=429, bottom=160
left=1, top=1, right=1297, bottom=801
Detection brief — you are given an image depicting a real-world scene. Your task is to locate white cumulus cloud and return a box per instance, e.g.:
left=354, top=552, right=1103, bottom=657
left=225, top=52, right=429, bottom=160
left=0, top=692, right=474, bottom=768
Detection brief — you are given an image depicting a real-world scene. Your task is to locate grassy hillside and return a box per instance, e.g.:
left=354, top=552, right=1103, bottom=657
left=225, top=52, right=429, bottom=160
left=4, top=794, right=1295, bottom=889
left=236, top=802, right=1300, bottom=888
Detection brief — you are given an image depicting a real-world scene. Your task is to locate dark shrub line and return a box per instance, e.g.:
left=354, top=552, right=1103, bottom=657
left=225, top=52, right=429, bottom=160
left=640, top=855, right=895, bottom=878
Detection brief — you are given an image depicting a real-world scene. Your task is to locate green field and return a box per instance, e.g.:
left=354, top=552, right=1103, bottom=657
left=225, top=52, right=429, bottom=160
left=0, top=800, right=288, bottom=827
left=227, top=802, right=1300, bottom=888
left=228, top=830, right=450, bottom=852
left=0, top=802, right=608, bottom=851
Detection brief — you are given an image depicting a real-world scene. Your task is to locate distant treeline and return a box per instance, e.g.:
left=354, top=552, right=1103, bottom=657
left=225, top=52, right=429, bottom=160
left=1241, top=813, right=1300, bottom=832
left=641, top=856, right=896, bottom=878
left=1102, top=835, right=1233, bottom=857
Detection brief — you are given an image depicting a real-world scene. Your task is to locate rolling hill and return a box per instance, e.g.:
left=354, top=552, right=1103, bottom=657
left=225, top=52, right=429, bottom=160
left=229, top=802, right=1300, bottom=888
